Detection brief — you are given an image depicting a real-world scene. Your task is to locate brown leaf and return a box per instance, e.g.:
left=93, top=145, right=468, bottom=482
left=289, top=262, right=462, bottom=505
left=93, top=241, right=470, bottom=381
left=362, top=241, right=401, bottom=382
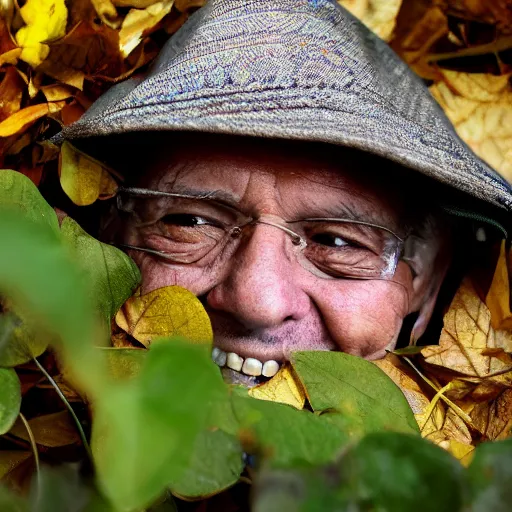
left=0, top=451, right=32, bottom=480
left=248, top=364, right=306, bottom=410
left=8, top=411, right=81, bottom=448
left=486, top=241, right=512, bottom=332
left=115, top=286, right=213, bottom=347
left=91, top=0, right=121, bottom=28
left=338, top=0, right=404, bottom=41
left=422, top=278, right=512, bottom=377
left=0, top=67, right=25, bottom=122
left=430, top=71, right=512, bottom=182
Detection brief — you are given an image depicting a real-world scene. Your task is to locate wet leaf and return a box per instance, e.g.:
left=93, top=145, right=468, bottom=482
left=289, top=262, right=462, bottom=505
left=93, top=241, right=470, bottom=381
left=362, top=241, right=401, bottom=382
left=291, top=351, right=419, bottom=436
left=116, top=286, right=213, bottom=347
left=91, top=341, right=226, bottom=511
left=59, top=141, right=119, bottom=206
left=0, top=368, right=21, bottom=435
left=248, top=364, right=306, bottom=410
left=169, top=429, right=243, bottom=500
left=422, top=279, right=512, bottom=377
left=15, top=0, right=68, bottom=67
left=61, top=216, right=140, bottom=323
left=486, top=241, right=512, bottom=331
left=8, top=410, right=80, bottom=448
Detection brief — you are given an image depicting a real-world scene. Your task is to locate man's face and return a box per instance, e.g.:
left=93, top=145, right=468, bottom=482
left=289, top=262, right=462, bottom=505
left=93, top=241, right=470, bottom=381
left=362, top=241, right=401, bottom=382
left=117, top=134, right=441, bottom=382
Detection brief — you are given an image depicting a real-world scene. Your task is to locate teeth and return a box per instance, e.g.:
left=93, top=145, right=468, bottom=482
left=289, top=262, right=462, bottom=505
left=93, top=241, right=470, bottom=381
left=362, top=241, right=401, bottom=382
left=262, top=360, right=279, bottom=377
left=242, top=358, right=263, bottom=376
left=213, top=348, right=281, bottom=378
left=226, top=352, right=244, bottom=372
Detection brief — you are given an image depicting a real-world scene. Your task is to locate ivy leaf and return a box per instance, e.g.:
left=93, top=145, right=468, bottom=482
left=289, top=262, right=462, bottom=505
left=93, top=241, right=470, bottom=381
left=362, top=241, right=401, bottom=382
left=291, top=351, right=419, bottom=437
left=0, top=170, right=59, bottom=234
left=61, top=216, right=140, bottom=324
left=466, top=439, right=512, bottom=512
left=0, top=368, right=21, bottom=435
left=116, top=286, right=213, bottom=347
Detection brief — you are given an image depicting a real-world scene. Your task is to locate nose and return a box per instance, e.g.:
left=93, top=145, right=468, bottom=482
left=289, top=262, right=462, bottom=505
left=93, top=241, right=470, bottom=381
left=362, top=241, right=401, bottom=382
left=206, top=224, right=311, bottom=329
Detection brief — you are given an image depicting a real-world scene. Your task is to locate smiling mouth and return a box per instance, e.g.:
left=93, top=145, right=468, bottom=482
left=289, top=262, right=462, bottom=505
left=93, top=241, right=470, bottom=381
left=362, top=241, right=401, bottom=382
left=212, top=347, right=283, bottom=387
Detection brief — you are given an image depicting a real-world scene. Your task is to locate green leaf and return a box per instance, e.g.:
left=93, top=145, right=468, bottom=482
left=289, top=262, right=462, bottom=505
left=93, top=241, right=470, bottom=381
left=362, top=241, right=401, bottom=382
left=0, top=310, right=49, bottom=367
left=170, top=428, right=243, bottom=499
left=254, top=432, right=466, bottom=512
left=0, top=170, right=59, bottom=234
left=291, top=351, right=419, bottom=436
left=61, top=216, right=140, bottom=323
left=0, top=485, right=28, bottom=512
left=0, top=210, right=95, bottom=359
left=100, top=347, right=147, bottom=380
left=232, top=392, right=349, bottom=467
left=340, top=432, right=466, bottom=512
left=466, top=439, right=512, bottom=512
left=0, top=367, right=21, bottom=434
left=92, top=341, right=227, bottom=511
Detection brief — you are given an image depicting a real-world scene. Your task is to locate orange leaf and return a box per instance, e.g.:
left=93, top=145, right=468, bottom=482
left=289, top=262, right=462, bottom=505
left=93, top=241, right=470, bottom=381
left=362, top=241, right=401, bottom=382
left=486, top=241, right=512, bottom=331
left=0, top=67, right=26, bottom=122
left=0, top=102, right=64, bottom=138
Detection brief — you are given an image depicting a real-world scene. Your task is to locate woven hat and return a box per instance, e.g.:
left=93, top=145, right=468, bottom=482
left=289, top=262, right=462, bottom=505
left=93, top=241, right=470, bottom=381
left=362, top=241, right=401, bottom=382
left=62, top=0, right=512, bottom=218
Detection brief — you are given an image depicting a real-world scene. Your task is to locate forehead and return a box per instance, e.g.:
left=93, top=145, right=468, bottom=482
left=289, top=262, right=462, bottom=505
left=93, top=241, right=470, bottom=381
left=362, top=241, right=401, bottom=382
left=133, top=134, right=410, bottom=226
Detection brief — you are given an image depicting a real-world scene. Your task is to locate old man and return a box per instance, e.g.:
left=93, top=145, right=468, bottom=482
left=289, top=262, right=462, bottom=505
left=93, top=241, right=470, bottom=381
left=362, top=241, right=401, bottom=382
left=63, top=0, right=511, bottom=386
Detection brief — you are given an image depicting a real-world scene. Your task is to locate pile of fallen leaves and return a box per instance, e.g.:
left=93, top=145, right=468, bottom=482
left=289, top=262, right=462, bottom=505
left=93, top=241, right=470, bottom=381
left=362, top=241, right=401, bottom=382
left=1, top=0, right=512, bottom=505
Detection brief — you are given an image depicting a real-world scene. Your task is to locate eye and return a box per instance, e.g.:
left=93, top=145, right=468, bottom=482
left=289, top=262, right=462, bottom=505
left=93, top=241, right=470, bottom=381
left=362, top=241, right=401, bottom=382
left=310, top=232, right=349, bottom=248
left=161, top=214, right=211, bottom=227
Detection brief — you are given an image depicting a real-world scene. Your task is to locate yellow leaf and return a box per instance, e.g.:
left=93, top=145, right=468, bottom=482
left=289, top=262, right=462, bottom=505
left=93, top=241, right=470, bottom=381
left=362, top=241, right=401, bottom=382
left=91, top=0, right=121, bottom=28
left=40, top=84, right=75, bottom=102
left=248, top=364, right=306, bottom=410
left=422, top=279, right=512, bottom=378
left=15, top=0, right=68, bottom=68
left=59, top=141, right=119, bottom=206
left=115, top=286, right=213, bottom=347
left=430, top=71, right=512, bottom=182
left=119, top=1, right=174, bottom=58
left=0, top=48, right=22, bottom=67
left=486, top=241, right=512, bottom=332
left=337, top=0, right=403, bottom=41
left=0, top=103, right=50, bottom=138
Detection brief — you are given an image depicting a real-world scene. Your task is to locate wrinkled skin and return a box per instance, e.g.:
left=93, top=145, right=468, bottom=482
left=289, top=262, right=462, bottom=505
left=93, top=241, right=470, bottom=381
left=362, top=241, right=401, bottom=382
left=112, top=134, right=451, bottom=362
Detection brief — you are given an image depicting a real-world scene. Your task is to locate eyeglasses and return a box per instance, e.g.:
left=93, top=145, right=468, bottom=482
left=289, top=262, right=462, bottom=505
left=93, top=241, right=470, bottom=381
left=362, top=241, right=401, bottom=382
left=115, top=187, right=413, bottom=281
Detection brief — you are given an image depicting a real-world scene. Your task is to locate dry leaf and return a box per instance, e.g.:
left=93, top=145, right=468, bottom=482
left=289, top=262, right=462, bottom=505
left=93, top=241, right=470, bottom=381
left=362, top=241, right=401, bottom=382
left=91, top=0, right=121, bottom=28
left=8, top=411, right=81, bottom=448
left=486, top=241, right=512, bottom=332
left=337, top=0, right=403, bottom=41
left=0, top=451, right=31, bottom=479
left=115, top=286, right=213, bottom=347
left=119, top=1, right=174, bottom=58
left=430, top=71, right=512, bottom=182
left=0, top=102, right=64, bottom=139
left=40, top=84, right=75, bottom=102
left=422, top=279, right=512, bottom=378
left=248, top=364, right=306, bottom=410
left=15, top=0, right=68, bottom=68
left=0, top=67, right=25, bottom=122
left=59, top=141, right=119, bottom=206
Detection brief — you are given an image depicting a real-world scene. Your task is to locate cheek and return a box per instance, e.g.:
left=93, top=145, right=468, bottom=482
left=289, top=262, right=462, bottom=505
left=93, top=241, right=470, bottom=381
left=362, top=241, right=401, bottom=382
left=313, top=280, right=410, bottom=358
left=132, top=253, right=221, bottom=295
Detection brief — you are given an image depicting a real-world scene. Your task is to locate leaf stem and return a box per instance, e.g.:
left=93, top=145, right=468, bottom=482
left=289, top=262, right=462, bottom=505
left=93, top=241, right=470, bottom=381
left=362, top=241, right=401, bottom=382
left=19, top=412, right=40, bottom=487
left=33, top=357, right=93, bottom=461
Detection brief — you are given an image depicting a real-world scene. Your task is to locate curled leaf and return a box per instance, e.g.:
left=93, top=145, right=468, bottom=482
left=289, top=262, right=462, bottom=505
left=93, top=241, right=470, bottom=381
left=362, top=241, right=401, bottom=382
left=248, top=364, right=306, bottom=410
